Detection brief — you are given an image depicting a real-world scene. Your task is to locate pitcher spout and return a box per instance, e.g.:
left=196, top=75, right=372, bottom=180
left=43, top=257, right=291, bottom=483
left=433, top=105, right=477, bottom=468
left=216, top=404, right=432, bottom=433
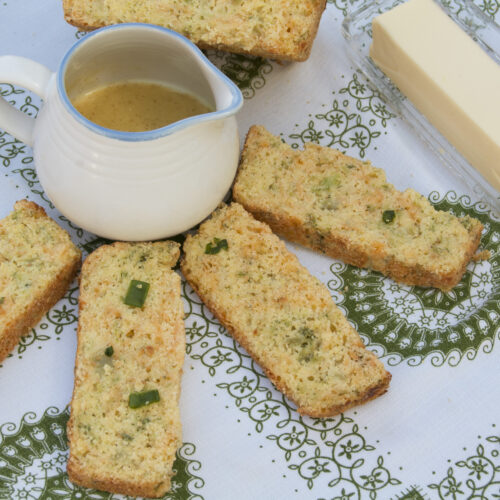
left=57, top=23, right=243, bottom=141
left=198, top=58, right=244, bottom=119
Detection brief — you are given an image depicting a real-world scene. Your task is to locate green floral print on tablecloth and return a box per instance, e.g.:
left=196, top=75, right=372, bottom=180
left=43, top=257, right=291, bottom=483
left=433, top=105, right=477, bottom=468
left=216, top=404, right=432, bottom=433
left=0, top=407, right=205, bottom=500
left=204, top=50, right=274, bottom=99
left=1, top=2, right=499, bottom=498
left=428, top=426, right=500, bottom=499
left=329, top=191, right=499, bottom=366
left=183, top=283, right=403, bottom=497
left=288, top=73, right=395, bottom=158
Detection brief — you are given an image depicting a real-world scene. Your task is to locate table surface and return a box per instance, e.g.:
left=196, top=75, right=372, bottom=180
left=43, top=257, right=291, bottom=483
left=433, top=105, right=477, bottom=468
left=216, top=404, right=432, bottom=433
left=0, top=1, right=499, bottom=499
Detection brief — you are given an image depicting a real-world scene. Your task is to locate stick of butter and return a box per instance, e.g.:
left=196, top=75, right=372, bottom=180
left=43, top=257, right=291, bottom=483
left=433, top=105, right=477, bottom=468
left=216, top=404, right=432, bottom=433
left=370, top=0, right=500, bottom=192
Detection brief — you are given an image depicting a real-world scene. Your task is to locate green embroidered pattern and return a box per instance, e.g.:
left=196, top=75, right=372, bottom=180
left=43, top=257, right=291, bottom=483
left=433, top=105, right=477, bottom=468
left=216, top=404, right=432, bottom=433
left=204, top=50, right=274, bottom=99
left=288, top=73, right=394, bottom=158
left=183, top=282, right=402, bottom=496
left=328, top=191, right=499, bottom=366
left=0, top=407, right=205, bottom=499
left=427, top=428, right=500, bottom=499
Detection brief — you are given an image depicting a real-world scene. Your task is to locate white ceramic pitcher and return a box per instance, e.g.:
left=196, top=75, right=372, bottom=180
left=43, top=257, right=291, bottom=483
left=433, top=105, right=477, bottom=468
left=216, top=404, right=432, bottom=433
left=0, top=23, right=243, bottom=240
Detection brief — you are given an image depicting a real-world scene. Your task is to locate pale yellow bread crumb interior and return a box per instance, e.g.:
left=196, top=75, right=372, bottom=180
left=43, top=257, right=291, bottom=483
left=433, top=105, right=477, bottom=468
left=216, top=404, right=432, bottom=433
left=67, top=241, right=184, bottom=498
left=233, top=126, right=483, bottom=290
left=182, top=203, right=390, bottom=417
left=0, top=200, right=81, bottom=361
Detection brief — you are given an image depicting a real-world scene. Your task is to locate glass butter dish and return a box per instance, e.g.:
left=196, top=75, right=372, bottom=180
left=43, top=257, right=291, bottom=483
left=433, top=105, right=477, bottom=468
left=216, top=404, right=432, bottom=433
left=342, top=0, right=500, bottom=213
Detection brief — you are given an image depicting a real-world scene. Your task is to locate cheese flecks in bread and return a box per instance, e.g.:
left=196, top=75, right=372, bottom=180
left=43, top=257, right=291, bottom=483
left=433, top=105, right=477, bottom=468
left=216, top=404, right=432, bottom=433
left=181, top=203, right=391, bottom=418
left=233, top=126, right=484, bottom=291
left=62, top=0, right=327, bottom=62
left=0, top=200, right=81, bottom=363
left=67, top=241, right=184, bottom=498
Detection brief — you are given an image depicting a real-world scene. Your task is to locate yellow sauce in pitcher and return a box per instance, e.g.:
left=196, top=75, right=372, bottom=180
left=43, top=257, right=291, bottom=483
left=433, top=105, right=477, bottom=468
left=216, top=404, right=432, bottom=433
left=72, top=81, right=213, bottom=132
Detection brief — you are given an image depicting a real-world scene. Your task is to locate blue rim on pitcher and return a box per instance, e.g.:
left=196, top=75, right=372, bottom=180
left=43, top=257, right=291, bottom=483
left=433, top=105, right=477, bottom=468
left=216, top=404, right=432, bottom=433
left=57, top=23, right=243, bottom=142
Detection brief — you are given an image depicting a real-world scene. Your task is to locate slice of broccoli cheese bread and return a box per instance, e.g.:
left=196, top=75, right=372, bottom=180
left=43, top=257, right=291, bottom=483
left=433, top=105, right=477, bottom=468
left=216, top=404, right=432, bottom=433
left=67, top=241, right=184, bottom=498
left=181, top=203, right=390, bottom=417
left=0, top=200, right=81, bottom=363
left=63, top=0, right=327, bottom=62
left=233, top=126, right=484, bottom=291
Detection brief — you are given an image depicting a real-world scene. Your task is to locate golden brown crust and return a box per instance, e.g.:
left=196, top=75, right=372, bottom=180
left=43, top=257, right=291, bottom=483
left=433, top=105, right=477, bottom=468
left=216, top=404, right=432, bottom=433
left=67, top=459, right=170, bottom=498
left=0, top=257, right=80, bottom=363
left=180, top=203, right=391, bottom=417
left=62, top=0, right=327, bottom=62
left=235, top=203, right=483, bottom=292
left=181, top=263, right=390, bottom=418
left=303, top=0, right=327, bottom=61
left=472, top=249, right=491, bottom=261
left=233, top=125, right=484, bottom=292
left=0, top=201, right=81, bottom=364
left=14, top=199, right=46, bottom=215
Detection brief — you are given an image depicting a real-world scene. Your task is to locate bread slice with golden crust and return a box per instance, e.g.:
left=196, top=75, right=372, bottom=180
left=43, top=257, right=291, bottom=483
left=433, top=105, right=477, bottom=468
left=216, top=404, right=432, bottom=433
left=181, top=203, right=390, bottom=417
left=62, top=0, right=327, bottom=62
left=67, top=241, right=184, bottom=498
left=233, top=125, right=484, bottom=291
left=0, top=200, right=81, bottom=363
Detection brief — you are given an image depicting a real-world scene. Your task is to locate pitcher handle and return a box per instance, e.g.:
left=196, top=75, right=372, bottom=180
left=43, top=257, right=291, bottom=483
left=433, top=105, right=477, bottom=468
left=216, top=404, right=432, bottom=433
left=0, top=56, right=53, bottom=147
